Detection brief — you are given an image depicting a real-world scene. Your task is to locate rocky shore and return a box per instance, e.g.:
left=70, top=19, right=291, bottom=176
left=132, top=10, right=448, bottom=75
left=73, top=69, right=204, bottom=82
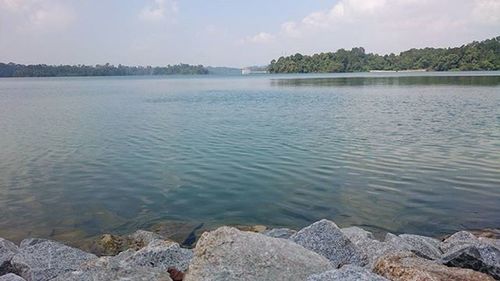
left=1, top=219, right=498, bottom=280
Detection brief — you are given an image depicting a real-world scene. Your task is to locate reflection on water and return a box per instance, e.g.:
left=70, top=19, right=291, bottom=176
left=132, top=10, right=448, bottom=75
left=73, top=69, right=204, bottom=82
left=0, top=72, right=499, bottom=245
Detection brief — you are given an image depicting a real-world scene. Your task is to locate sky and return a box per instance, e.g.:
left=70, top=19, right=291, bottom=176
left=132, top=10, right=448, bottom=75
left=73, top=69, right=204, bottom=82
left=1, top=0, right=499, bottom=67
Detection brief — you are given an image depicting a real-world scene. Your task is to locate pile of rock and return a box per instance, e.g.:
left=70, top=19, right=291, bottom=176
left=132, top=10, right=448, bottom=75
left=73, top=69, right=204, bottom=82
left=0, top=219, right=498, bottom=280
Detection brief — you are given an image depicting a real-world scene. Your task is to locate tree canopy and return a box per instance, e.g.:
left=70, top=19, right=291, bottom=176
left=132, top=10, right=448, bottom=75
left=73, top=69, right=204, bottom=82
left=268, top=37, right=500, bottom=73
left=0, top=63, right=209, bottom=77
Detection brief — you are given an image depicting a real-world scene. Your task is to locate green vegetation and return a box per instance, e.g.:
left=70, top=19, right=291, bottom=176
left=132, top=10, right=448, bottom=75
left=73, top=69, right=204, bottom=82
left=269, top=37, right=500, bottom=73
left=0, top=63, right=208, bottom=77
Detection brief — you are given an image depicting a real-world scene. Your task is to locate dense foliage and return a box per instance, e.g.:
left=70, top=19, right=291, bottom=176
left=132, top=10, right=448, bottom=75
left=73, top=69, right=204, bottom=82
left=269, top=37, right=500, bottom=73
left=0, top=63, right=208, bottom=77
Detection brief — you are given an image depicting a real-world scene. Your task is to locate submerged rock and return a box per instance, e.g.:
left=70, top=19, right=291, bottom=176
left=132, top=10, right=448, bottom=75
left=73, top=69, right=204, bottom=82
left=0, top=274, right=26, bottom=281
left=90, top=230, right=165, bottom=256
left=306, top=265, right=389, bottom=281
left=184, top=226, right=333, bottom=281
left=262, top=228, right=297, bottom=239
left=374, top=252, right=495, bottom=281
left=290, top=220, right=367, bottom=268
left=11, top=239, right=97, bottom=281
left=0, top=238, right=19, bottom=275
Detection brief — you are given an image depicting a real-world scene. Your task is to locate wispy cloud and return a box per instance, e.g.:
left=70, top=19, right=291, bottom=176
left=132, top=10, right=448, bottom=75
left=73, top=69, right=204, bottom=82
left=139, top=0, right=179, bottom=22
left=240, top=32, right=275, bottom=44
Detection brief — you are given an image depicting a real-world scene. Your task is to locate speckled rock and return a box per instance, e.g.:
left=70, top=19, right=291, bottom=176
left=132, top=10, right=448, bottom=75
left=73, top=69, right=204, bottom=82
left=290, top=220, right=367, bottom=268
left=385, top=234, right=442, bottom=260
left=0, top=273, right=26, bottom=281
left=90, top=230, right=166, bottom=256
left=0, top=238, right=19, bottom=275
left=341, top=227, right=375, bottom=245
left=306, top=265, right=389, bottom=281
left=184, top=226, right=334, bottom=281
left=262, top=228, right=296, bottom=239
left=11, top=239, right=97, bottom=281
left=374, top=252, right=495, bottom=281
left=112, top=240, right=193, bottom=271
left=440, top=230, right=499, bottom=279
left=49, top=266, right=172, bottom=281
left=442, top=245, right=500, bottom=279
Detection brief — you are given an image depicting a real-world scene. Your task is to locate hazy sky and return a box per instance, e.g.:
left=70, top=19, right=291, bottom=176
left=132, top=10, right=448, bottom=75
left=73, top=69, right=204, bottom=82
left=1, top=0, right=499, bottom=67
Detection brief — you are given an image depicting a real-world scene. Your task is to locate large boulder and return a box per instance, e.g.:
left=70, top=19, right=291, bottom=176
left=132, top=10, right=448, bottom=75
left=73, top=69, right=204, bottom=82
left=111, top=240, right=193, bottom=271
left=11, top=239, right=97, bottom=281
left=49, top=266, right=172, bottom=281
left=306, top=265, right=389, bottom=281
left=184, top=226, right=334, bottom=281
left=440, top=230, right=500, bottom=279
left=290, top=220, right=367, bottom=267
left=386, top=234, right=442, bottom=260
left=262, top=228, right=296, bottom=239
left=0, top=238, right=19, bottom=275
left=341, top=227, right=375, bottom=245
left=0, top=274, right=25, bottom=281
left=374, top=252, right=495, bottom=281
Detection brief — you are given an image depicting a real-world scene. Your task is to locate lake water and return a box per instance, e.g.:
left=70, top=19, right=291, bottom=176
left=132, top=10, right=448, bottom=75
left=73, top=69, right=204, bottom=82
left=0, top=72, right=499, bottom=244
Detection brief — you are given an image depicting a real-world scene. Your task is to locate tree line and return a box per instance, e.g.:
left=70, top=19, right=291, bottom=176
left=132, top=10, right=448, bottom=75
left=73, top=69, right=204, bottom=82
left=0, top=63, right=209, bottom=77
left=268, top=36, right=500, bottom=73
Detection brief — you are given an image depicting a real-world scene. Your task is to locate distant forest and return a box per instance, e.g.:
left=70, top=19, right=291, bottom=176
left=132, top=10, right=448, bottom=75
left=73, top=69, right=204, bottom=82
left=269, top=36, right=500, bottom=73
left=0, top=63, right=208, bottom=77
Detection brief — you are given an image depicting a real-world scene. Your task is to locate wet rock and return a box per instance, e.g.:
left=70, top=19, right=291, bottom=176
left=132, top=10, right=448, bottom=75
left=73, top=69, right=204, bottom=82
left=341, top=227, right=375, bottom=245
left=290, top=220, right=367, bottom=267
left=50, top=266, right=172, bottom=281
left=386, top=234, right=442, bottom=260
left=0, top=274, right=26, bottom=281
left=90, top=230, right=166, bottom=256
left=129, top=230, right=164, bottom=246
left=442, top=245, right=500, bottom=279
left=112, top=240, right=193, bottom=271
left=262, top=228, right=296, bottom=239
left=11, top=239, right=97, bottom=281
left=235, top=225, right=267, bottom=233
left=374, top=252, right=495, bottom=281
left=0, top=238, right=19, bottom=275
left=306, top=265, right=389, bottom=281
left=184, top=226, right=333, bottom=281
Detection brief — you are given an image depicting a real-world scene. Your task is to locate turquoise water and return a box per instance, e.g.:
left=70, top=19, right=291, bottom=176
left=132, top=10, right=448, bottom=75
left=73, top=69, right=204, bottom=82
left=0, top=72, right=499, bottom=242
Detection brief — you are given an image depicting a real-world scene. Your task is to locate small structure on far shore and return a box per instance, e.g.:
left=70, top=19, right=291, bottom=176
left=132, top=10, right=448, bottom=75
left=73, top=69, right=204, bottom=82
left=241, top=68, right=269, bottom=75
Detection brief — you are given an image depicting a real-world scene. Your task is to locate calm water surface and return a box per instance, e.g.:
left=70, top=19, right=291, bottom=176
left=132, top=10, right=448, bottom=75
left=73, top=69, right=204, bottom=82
left=0, top=72, right=499, bottom=243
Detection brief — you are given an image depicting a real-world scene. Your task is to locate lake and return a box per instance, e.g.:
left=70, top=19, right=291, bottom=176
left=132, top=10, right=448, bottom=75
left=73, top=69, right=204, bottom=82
left=0, top=72, right=499, bottom=244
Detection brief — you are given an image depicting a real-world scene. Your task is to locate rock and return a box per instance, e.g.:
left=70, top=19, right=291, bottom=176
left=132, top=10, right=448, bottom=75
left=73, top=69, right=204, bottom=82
left=0, top=273, right=26, bottom=281
left=262, top=228, right=296, bottom=239
left=11, top=239, right=97, bottom=281
left=442, top=245, right=500, bottom=279
left=18, top=239, right=48, bottom=249
left=385, top=234, right=442, bottom=260
left=235, top=225, right=267, bottom=233
left=341, top=227, right=375, bottom=244
left=111, top=240, right=193, bottom=271
left=374, top=252, right=495, bottom=281
left=90, top=230, right=166, bottom=256
left=1, top=238, right=19, bottom=275
left=49, top=266, right=172, bottom=281
left=440, top=230, right=499, bottom=279
left=290, top=220, right=367, bottom=267
left=355, top=238, right=410, bottom=269
left=306, top=265, right=389, bottom=281
left=184, top=226, right=333, bottom=281
left=128, top=230, right=163, bottom=246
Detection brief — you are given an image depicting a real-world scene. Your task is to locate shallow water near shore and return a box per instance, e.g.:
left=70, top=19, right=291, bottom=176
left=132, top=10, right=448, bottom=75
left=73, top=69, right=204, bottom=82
left=0, top=72, right=499, bottom=245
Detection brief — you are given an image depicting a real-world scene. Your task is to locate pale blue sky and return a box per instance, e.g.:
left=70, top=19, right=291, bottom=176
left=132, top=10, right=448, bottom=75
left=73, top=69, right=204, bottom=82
left=1, top=0, right=499, bottom=67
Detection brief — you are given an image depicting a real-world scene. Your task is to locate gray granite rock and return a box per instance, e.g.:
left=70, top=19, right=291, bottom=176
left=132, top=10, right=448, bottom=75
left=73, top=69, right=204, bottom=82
left=128, top=230, right=164, bottom=246
left=385, top=234, right=442, bottom=259
left=262, top=228, right=296, bottom=239
left=442, top=245, right=500, bottom=279
left=49, top=266, right=172, bottom=281
left=306, top=265, right=389, bottom=281
left=184, top=226, right=334, bottom=281
left=1, top=238, right=19, bottom=275
left=290, top=220, right=367, bottom=268
left=341, top=227, right=375, bottom=245
left=0, top=274, right=26, bottom=281
left=112, top=240, right=192, bottom=271
left=11, top=239, right=97, bottom=281
left=18, top=240, right=48, bottom=249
